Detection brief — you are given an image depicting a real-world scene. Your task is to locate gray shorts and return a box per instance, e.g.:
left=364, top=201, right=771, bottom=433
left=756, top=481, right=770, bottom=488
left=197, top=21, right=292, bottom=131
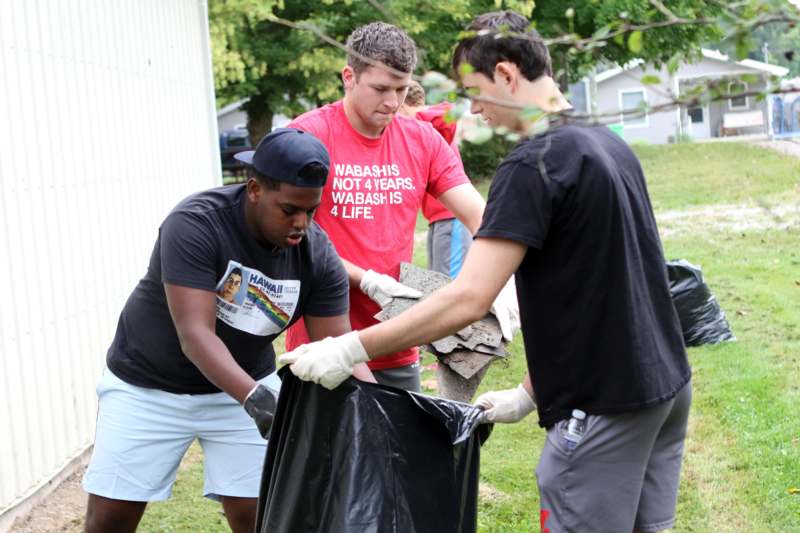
left=536, top=382, right=691, bottom=533
left=371, top=361, right=421, bottom=392
left=427, top=218, right=472, bottom=278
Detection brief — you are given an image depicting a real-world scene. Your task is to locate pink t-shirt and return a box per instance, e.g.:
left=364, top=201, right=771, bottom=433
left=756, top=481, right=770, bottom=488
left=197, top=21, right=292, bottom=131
left=285, top=100, right=469, bottom=370
left=417, top=103, right=461, bottom=224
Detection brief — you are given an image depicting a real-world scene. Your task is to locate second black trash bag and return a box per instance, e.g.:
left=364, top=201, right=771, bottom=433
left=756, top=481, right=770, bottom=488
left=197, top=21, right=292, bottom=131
left=667, top=259, right=735, bottom=346
left=255, top=368, right=492, bottom=533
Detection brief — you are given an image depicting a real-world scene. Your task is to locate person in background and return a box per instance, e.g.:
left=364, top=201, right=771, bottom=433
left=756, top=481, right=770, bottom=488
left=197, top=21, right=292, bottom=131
left=398, top=81, right=472, bottom=279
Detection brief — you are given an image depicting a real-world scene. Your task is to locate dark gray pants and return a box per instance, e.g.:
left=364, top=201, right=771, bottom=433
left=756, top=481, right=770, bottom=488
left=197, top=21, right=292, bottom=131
left=536, top=382, right=692, bottom=533
left=372, top=361, right=421, bottom=392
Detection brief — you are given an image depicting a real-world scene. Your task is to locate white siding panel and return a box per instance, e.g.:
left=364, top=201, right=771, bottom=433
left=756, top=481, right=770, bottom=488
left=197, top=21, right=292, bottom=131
left=0, top=0, right=220, bottom=515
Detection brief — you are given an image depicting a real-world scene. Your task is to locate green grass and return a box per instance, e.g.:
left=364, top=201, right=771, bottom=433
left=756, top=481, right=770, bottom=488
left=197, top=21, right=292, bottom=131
left=664, top=228, right=800, bottom=532
left=633, top=142, right=800, bottom=212
left=138, top=142, right=800, bottom=532
left=138, top=445, right=226, bottom=532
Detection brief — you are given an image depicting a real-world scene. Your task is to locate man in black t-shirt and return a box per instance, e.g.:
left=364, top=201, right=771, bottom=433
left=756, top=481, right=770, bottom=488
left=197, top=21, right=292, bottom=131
left=82, top=128, right=374, bottom=533
left=278, top=12, right=691, bottom=533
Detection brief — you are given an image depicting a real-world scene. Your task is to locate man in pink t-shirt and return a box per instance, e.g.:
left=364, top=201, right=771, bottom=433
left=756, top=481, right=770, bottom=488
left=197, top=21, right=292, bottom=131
left=284, top=22, right=487, bottom=391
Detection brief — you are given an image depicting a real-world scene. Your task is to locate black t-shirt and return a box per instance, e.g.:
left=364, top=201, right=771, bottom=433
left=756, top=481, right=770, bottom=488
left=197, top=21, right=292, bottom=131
left=107, top=184, right=349, bottom=394
left=477, top=124, right=690, bottom=428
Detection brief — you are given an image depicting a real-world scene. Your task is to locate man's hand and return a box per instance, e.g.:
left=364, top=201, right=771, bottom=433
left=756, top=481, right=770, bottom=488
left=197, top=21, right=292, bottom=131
left=474, top=384, right=535, bottom=423
left=278, top=331, right=370, bottom=390
left=243, top=384, right=278, bottom=439
left=490, top=277, right=520, bottom=341
left=360, top=269, right=422, bottom=308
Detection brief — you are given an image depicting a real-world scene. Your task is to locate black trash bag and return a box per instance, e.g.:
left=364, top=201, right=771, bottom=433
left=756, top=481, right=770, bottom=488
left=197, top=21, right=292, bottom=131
left=255, top=368, right=492, bottom=533
left=667, top=259, right=735, bottom=346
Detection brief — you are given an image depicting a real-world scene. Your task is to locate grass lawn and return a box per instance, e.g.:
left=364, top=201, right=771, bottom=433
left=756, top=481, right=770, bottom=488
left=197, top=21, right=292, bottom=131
left=633, top=142, right=800, bottom=212
left=138, top=142, right=800, bottom=532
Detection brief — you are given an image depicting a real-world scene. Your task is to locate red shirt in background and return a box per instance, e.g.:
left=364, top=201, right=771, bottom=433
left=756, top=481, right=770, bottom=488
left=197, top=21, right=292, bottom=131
left=285, top=100, right=469, bottom=370
left=418, top=103, right=462, bottom=224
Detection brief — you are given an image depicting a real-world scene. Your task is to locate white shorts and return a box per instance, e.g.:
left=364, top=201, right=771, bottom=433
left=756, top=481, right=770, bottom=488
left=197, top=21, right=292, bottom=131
left=82, top=368, right=280, bottom=502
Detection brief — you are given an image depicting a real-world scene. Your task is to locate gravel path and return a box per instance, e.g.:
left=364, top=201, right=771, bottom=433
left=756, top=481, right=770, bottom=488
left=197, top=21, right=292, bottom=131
left=753, top=138, right=800, bottom=158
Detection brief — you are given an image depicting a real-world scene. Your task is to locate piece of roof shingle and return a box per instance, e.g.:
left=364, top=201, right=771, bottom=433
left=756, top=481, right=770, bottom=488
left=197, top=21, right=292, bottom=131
left=373, top=262, right=508, bottom=379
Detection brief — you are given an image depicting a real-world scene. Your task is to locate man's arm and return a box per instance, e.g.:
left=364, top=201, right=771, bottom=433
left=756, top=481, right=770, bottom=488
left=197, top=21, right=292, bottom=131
left=304, top=313, right=376, bottom=383
left=437, top=183, right=486, bottom=235
left=439, top=184, right=519, bottom=340
left=278, top=237, right=527, bottom=389
left=340, top=258, right=367, bottom=288
left=359, top=237, right=525, bottom=357
left=164, top=283, right=256, bottom=403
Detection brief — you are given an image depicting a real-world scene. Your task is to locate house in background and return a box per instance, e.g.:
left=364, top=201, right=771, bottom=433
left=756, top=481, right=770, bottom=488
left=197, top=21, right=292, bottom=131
left=570, top=49, right=789, bottom=144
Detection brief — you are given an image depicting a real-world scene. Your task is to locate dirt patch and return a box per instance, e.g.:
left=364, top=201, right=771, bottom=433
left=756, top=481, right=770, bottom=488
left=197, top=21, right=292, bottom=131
left=478, top=482, right=509, bottom=504
left=10, top=468, right=87, bottom=533
left=656, top=192, right=800, bottom=238
left=9, top=444, right=206, bottom=533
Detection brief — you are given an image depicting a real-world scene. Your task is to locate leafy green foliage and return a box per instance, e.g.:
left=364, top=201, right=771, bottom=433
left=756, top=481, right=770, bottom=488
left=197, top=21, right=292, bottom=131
left=531, top=0, right=724, bottom=81
left=209, top=0, right=726, bottom=141
left=710, top=13, right=800, bottom=77
left=460, top=134, right=516, bottom=180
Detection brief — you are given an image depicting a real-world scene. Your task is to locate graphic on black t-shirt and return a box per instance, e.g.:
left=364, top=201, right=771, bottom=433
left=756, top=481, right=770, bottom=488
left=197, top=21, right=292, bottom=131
left=218, top=267, right=245, bottom=304
left=215, top=260, right=300, bottom=336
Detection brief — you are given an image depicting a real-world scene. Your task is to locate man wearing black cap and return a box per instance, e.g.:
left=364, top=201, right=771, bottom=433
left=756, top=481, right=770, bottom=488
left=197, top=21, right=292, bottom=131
left=82, top=128, right=364, bottom=533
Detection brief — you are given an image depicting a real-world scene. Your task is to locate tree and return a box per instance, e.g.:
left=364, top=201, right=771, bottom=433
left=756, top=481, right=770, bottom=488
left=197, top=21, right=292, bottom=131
left=209, top=0, right=726, bottom=144
left=711, top=17, right=800, bottom=76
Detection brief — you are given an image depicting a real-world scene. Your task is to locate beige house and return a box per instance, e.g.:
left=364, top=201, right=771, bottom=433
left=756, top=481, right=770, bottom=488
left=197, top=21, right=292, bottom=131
left=570, top=49, right=789, bottom=144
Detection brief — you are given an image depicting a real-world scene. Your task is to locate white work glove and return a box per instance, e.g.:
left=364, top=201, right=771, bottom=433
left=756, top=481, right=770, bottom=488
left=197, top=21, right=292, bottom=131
left=360, top=269, right=422, bottom=308
left=277, top=331, right=370, bottom=390
left=474, top=384, right=536, bottom=423
left=490, top=277, right=520, bottom=342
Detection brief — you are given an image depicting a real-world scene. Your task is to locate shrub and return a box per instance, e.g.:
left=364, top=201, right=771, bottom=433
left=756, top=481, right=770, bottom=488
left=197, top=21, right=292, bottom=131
left=459, top=135, right=516, bottom=181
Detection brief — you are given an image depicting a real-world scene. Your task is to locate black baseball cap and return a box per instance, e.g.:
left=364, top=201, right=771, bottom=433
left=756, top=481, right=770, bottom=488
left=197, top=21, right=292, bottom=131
left=234, top=128, right=330, bottom=187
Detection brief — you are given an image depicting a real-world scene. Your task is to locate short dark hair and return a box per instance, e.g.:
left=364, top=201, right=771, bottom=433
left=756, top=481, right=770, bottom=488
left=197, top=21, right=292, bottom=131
left=228, top=267, right=243, bottom=279
left=248, top=162, right=328, bottom=191
left=346, top=22, right=417, bottom=75
left=452, top=11, right=552, bottom=83
left=247, top=167, right=281, bottom=191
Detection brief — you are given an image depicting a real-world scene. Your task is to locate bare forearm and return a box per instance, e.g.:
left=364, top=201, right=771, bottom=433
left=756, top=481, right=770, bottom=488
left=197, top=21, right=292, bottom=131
left=359, top=281, right=487, bottom=359
left=522, top=373, right=533, bottom=398
left=341, top=258, right=366, bottom=288
left=178, top=329, right=256, bottom=403
left=438, top=183, right=486, bottom=235
left=358, top=238, right=526, bottom=360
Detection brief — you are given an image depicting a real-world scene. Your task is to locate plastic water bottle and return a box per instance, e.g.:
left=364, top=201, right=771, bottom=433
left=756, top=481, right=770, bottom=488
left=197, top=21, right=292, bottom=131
left=563, top=409, right=586, bottom=451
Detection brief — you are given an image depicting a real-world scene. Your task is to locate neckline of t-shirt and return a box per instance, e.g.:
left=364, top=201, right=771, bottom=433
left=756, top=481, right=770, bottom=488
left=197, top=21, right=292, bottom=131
left=335, top=101, right=384, bottom=147
left=235, top=185, right=290, bottom=257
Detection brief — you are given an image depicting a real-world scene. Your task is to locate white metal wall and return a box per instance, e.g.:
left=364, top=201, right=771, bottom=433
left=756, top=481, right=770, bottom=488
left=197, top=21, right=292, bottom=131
left=0, top=0, right=220, bottom=515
